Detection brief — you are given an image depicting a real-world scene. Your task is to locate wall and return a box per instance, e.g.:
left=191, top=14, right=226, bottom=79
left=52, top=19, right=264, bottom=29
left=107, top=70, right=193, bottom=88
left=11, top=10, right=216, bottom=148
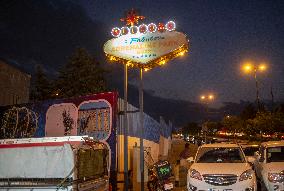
left=117, top=98, right=173, bottom=189
left=0, top=60, right=31, bottom=106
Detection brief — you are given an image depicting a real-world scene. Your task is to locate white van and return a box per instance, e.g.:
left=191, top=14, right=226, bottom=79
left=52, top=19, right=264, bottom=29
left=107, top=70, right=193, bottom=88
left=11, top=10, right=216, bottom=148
left=0, top=136, right=109, bottom=191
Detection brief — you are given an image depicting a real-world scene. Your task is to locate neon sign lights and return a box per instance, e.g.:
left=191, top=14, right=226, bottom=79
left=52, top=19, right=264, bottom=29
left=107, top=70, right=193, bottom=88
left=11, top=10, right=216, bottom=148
left=111, top=21, right=176, bottom=37
left=104, top=11, right=189, bottom=70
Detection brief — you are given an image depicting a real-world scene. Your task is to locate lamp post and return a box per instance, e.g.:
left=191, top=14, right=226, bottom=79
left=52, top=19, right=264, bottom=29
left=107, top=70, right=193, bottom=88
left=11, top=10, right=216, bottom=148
left=242, top=62, right=267, bottom=111
left=200, top=94, right=215, bottom=142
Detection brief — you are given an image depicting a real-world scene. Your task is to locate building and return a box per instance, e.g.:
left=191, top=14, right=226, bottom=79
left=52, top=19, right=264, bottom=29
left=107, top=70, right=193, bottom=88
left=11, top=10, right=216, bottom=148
left=0, top=59, right=31, bottom=106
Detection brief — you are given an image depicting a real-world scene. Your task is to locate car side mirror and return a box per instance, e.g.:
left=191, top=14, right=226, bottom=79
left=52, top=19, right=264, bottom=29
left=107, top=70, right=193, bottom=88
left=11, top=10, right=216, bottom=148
left=187, top=157, right=194, bottom=163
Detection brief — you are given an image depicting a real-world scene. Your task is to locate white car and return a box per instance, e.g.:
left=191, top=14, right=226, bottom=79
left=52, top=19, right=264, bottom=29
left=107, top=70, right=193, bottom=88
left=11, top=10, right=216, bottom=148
left=187, top=143, right=257, bottom=191
left=254, top=141, right=284, bottom=191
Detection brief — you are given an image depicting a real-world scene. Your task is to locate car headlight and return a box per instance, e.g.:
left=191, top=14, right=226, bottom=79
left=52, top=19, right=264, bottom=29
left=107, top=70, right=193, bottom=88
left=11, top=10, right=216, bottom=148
left=268, top=171, right=284, bottom=183
left=189, top=169, right=202, bottom=181
left=239, top=169, right=253, bottom=181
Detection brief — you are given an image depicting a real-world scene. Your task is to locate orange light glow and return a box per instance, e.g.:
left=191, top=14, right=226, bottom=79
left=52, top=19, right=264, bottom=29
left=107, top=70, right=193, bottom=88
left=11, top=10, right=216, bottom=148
left=258, top=64, right=267, bottom=71
left=208, top=94, right=214, bottom=100
left=179, top=51, right=185, bottom=56
left=242, top=63, right=253, bottom=73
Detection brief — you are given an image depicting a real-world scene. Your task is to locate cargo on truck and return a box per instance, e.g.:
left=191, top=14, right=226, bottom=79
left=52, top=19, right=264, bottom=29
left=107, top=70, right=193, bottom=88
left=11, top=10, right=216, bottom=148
left=0, top=136, right=109, bottom=191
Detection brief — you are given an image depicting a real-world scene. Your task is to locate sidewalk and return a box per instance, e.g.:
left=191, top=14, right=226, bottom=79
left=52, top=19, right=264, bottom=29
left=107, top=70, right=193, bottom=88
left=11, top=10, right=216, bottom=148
left=168, top=139, right=198, bottom=191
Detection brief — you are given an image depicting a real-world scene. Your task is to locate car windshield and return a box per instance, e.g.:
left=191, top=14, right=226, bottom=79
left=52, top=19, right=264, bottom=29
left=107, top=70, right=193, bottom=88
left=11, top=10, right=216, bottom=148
left=266, top=146, right=284, bottom=162
left=243, top=146, right=259, bottom=157
left=196, top=147, right=245, bottom=163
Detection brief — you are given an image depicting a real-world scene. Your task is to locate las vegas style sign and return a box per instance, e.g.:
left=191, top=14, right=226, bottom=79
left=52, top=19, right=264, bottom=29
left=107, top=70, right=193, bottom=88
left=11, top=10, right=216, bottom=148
left=104, top=21, right=189, bottom=70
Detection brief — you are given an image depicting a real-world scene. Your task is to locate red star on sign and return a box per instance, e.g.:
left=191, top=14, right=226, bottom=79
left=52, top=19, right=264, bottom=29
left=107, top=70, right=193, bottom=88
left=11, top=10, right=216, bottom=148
left=120, top=9, right=145, bottom=26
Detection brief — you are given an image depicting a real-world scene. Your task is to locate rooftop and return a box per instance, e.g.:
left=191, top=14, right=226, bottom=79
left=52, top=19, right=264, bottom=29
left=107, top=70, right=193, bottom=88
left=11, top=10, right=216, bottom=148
left=201, top=143, right=240, bottom=148
left=261, top=140, right=284, bottom=147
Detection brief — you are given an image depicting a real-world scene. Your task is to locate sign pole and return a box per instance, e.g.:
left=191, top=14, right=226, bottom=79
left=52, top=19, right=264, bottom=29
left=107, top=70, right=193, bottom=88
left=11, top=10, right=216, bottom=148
left=139, top=68, right=144, bottom=191
left=104, top=12, right=189, bottom=190
left=124, top=64, right=129, bottom=191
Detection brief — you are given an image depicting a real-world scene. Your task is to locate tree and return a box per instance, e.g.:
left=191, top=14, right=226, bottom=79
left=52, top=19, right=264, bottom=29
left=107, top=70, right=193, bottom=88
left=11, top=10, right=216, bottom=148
left=30, top=64, right=52, bottom=101
left=56, top=48, right=107, bottom=98
left=206, top=121, right=221, bottom=135
left=222, top=115, right=244, bottom=135
left=240, top=103, right=256, bottom=120
left=250, top=111, right=284, bottom=134
left=182, top=122, right=201, bottom=135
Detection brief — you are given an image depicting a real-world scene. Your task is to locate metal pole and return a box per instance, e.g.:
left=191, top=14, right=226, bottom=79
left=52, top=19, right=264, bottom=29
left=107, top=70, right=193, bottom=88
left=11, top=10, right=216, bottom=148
left=254, top=69, right=260, bottom=111
left=205, top=102, right=208, bottom=143
left=124, top=64, right=129, bottom=191
left=139, top=68, right=144, bottom=191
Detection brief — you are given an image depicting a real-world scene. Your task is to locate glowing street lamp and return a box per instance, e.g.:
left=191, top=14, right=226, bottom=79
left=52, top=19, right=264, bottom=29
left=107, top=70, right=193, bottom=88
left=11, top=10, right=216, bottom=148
left=200, top=93, right=215, bottom=142
left=208, top=94, right=214, bottom=100
left=200, top=94, right=215, bottom=102
left=241, top=61, right=268, bottom=110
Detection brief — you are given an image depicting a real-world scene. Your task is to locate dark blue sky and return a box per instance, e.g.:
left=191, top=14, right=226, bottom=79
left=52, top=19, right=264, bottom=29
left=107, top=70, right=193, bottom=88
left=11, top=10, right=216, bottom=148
left=82, top=0, right=284, bottom=107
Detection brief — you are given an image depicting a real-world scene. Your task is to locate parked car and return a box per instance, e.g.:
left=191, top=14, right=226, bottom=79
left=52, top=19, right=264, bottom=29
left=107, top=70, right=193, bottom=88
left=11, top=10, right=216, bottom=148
left=254, top=141, right=284, bottom=191
left=241, top=144, right=260, bottom=164
left=187, top=143, right=257, bottom=191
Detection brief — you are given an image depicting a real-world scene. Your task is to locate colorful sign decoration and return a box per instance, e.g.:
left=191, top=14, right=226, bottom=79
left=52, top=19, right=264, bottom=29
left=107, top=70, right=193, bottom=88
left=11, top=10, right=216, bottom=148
left=104, top=12, right=189, bottom=70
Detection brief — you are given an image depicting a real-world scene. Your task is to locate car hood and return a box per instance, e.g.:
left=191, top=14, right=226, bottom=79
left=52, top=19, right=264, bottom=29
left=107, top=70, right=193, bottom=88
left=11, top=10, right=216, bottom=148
left=263, top=162, right=284, bottom=173
left=191, top=163, right=251, bottom=176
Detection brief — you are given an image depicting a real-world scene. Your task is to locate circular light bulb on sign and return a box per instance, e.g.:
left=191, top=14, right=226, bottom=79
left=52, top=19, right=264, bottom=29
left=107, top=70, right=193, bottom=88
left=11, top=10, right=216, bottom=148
left=130, top=26, right=138, bottom=34
left=121, top=27, right=129, bottom=35
left=157, top=23, right=165, bottom=32
left=139, top=24, right=148, bottom=34
left=111, top=27, right=121, bottom=37
left=148, top=23, right=157, bottom=33
left=166, top=21, right=176, bottom=31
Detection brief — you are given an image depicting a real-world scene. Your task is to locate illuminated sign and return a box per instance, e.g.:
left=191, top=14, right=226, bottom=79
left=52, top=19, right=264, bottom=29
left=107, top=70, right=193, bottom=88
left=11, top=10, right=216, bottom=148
left=104, top=15, right=189, bottom=70
left=104, top=30, right=187, bottom=67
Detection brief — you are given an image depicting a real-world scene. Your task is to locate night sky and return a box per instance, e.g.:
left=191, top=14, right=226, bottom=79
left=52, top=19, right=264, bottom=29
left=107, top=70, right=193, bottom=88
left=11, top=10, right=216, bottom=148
left=81, top=0, right=284, bottom=107
left=1, top=0, right=284, bottom=108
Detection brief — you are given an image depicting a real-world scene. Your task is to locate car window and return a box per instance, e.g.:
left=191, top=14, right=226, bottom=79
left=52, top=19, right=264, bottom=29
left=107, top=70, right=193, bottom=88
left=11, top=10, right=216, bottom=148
left=266, top=146, right=284, bottom=162
left=196, top=147, right=245, bottom=163
left=243, top=147, right=259, bottom=157
left=259, top=146, right=265, bottom=161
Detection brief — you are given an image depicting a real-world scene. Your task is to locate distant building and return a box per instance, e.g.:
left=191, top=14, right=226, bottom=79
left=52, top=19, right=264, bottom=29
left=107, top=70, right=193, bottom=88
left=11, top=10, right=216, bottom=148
left=0, top=59, right=31, bottom=106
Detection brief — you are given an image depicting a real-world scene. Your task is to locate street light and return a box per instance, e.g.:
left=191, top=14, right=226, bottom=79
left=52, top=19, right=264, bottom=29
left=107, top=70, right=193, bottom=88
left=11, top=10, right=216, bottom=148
left=200, top=93, right=215, bottom=142
left=200, top=94, right=215, bottom=103
left=241, top=61, right=267, bottom=110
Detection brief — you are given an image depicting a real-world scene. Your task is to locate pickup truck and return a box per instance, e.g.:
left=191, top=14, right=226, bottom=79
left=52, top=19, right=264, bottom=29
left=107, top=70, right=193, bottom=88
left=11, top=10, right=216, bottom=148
left=254, top=141, right=284, bottom=191
left=0, top=136, right=109, bottom=191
